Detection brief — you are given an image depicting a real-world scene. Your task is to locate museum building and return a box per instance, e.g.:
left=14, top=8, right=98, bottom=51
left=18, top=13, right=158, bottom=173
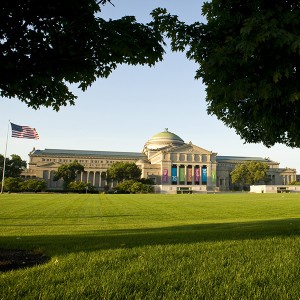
left=22, top=129, right=297, bottom=193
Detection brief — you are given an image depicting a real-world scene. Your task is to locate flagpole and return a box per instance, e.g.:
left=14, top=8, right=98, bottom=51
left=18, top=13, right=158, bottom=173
left=1, top=121, right=10, bottom=194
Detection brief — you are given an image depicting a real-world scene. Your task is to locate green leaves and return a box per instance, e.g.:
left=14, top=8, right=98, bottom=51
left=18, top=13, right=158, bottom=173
left=114, top=179, right=153, bottom=194
left=107, top=162, right=142, bottom=182
left=53, top=160, right=84, bottom=190
left=231, top=161, right=269, bottom=187
left=0, top=154, right=27, bottom=180
left=152, top=0, right=300, bottom=147
left=67, top=181, right=93, bottom=193
left=0, top=1, right=165, bottom=110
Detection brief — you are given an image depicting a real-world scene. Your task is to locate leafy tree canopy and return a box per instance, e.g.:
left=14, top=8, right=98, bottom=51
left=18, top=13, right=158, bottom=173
left=152, top=1, right=300, bottom=147
left=231, top=161, right=269, bottom=186
left=1, top=0, right=165, bottom=110
left=107, top=162, right=142, bottom=182
left=53, top=160, right=84, bottom=189
left=0, top=154, right=27, bottom=180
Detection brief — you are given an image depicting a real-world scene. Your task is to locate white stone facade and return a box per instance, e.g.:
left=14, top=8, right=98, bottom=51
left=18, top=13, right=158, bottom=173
left=22, top=129, right=297, bottom=193
left=250, top=185, right=300, bottom=193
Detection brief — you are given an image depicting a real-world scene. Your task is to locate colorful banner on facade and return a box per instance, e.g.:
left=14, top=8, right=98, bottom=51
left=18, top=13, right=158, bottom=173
left=187, top=167, right=192, bottom=183
left=171, top=166, right=177, bottom=183
left=194, top=167, right=200, bottom=183
left=212, top=171, right=216, bottom=184
left=162, top=168, right=168, bottom=184
left=179, top=167, right=185, bottom=182
left=202, top=166, right=207, bottom=184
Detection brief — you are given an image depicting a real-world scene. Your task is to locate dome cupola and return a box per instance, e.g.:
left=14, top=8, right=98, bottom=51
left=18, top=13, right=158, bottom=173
left=144, top=128, right=184, bottom=151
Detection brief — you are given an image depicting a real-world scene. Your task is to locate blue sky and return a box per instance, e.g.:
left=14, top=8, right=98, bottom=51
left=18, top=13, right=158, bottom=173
left=1, top=0, right=299, bottom=173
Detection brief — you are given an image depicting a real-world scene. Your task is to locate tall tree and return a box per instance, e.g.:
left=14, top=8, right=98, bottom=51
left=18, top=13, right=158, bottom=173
left=0, top=154, right=27, bottom=180
left=152, top=1, right=300, bottom=147
left=107, top=162, right=142, bottom=182
left=1, top=0, right=165, bottom=110
left=231, top=161, right=269, bottom=187
left=53, top=160, right=84, bottom=189
left=230, top=163, right=249, bottom=188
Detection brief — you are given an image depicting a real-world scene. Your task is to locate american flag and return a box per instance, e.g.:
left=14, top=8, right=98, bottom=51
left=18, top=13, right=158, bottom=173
left=11, top=123, right=39, bottom=140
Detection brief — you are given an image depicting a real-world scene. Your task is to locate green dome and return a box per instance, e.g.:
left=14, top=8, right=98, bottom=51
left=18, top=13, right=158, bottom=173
left=149, top=130, right=184, bottom=143
left=144, top=129, right=184, bottom=150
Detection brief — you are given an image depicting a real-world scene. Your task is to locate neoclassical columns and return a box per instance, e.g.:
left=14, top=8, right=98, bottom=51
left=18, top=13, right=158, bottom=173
left=78, top=170, right=103, bottom=187
left=171, top=164, right=204, bottom=185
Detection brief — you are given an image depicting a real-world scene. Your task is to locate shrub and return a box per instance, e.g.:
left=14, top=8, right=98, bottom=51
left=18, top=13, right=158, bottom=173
left=21, top=179, right=47, bottom=192
left=67, top=181, right=95, bottom=193
left=3, top=177, right=24, bottom=192
left=115, top=180, right=154, bottom=194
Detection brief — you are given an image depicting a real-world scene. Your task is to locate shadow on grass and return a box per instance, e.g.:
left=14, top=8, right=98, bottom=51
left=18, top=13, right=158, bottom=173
left=1, top=218, right=300, bottom=256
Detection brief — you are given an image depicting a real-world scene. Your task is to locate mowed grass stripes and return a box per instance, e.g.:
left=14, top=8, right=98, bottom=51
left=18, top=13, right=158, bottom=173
left=1, top=193, right=300, bottom=299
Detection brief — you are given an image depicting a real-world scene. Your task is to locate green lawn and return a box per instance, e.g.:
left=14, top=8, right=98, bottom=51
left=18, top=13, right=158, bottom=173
left=1, top=193, right=300, bottom=299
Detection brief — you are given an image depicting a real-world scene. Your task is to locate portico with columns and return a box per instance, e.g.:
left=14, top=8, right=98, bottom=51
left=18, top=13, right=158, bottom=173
left=140, top=130, right=217, bottom=193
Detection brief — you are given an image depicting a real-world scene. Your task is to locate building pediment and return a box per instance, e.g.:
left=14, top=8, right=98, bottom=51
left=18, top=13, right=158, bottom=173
left=164, top=142, right=216, bottom=156
left=191, top=144, right=217, bottom=156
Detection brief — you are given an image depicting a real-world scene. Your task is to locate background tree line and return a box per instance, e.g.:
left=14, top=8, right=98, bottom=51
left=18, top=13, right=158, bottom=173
left=101, top=162, right=154, bottom=194
left=0, top=154, right=46, bottom=192
left=53, top=160, right=153, bottom=193
left=1, top=156, right=153, bottom=193
left=3, top=177, right=47, bottom=193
